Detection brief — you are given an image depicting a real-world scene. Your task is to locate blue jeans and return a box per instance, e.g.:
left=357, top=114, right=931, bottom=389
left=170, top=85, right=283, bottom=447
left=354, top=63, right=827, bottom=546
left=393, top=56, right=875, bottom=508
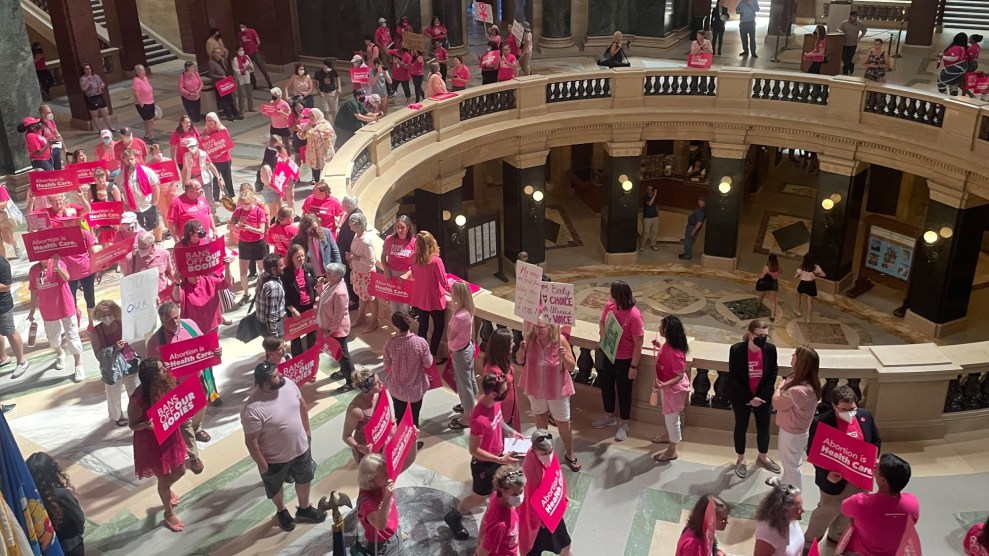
left=683, top=224, right=695, bottom=258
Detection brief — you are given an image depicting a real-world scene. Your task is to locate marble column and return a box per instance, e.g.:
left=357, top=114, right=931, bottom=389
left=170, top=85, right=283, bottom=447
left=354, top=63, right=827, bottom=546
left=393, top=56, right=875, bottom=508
left=539, top=0, right=574, bottom=50
left=906, top=186, right=989, bottom=337
left=0, top=4, right=42, bottom=177
left=807, top=156, right=867, bottom=294
left=49, top=0, right=111, bottom=127
left=702, top=143, right=746, bottom=271
left=503, top=152, right=549, bottom=264
left=433, top=0, right=466, bottom=53
left=241, top=0, right=300, bottom=65
left=765, top=0, right=796, bottom=45
left=175, top=0, right=212, bottom=68
left=103, top=0, right=149, bottom=73
left=415, top=171, right=469, bottom=279
left=600, top=142, right=643, bottom=263
left=905, top=0, right=937, bottom=47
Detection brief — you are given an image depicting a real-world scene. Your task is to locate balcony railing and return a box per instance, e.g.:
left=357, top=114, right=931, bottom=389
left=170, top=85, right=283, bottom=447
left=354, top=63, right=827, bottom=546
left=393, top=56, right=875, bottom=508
left=752, top=77, right=829, bottom=105
left=864, top=90, right=946, bottom=127
left=546, top=77, right=611, bottom=103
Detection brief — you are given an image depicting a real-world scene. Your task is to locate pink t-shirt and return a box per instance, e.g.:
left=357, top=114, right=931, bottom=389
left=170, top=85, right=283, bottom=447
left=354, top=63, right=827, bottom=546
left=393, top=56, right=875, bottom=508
left=965, top=521, right=988, bottom=556
left=747, top=348, right=764, bottom=396
left=295, top=268, right=311, bottom=306
left=359, top=488, right=398, bottom=543
left=301, top=194, right=344, bottom=235
left=452, top=64, right=471, bottom=87
left=28, top=261, right=75, bottom=321
left=841, top=492, right=920, bottom=556
left=266, top=222, right=299, bottom=256
left=521, top=338, right=575, bottom=400
left=25, top=132, right=50, bottom=161
left=410, top=54, right=424, bottom=76
left=410, top=255, right=451, bottom=311
left=232, top=204, right=266, bottom=242
left=469, top=401, right=504, bottom=456
left=675, top=529, right=708, bottom=556
left=601, top=302, right=644, bottom=360
left=382, top=234, right=416, bottom=275
left=497, top=54, right=517, bottom=81
left=238, top=28, right=260, bottom=55
left=434, top=46, right=448, bottom=63
left=480, top=498, right=520, bottom=556
left=132, top=76, right=155, bottom=105
left=168, top=193, right=212, bottom=236
left=169, top=128, right=200, bottom=165
left=374, top=27, right=392, bottom=49
left=178, top=274, right=228, bottom=333
left=447, top=308, right=473, bottom=352
left=390, top=51, right=412, bottom=81
left=62, top=229, right=97, bottom=280
left=269, top=99, right=292, bottom=129
left=809, top=39, right=826, bottom=62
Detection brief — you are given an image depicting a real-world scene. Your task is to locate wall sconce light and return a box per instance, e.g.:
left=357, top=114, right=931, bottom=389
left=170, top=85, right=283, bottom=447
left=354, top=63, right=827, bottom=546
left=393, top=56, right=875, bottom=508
left=939, top=226, right=953, bottom=239
left=451, top=214, right=466, bottom=245
left=718, top=181, right=731, bottom=195
left=830, top=193, right=842, bottom=204
left=532, top=190, right=544, bottom=203
left=821, top=198, right=835, bottom=211
left=618, top=174, right=629, bottom=184
left=442, top=210, right=452, bottom=221
left=523, top=185, right=534, bottom=196
left=454, top=214, right=467, bottom=227
left=621, top=180, right=633, bottom=192
left=923, top=230, right=938, bottom=245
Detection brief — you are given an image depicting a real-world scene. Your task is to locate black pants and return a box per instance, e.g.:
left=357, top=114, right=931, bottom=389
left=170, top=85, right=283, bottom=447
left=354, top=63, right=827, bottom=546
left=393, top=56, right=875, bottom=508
left=599, top=357, right=634, bottom=420
left=691, top=16, right=706, bottom=36
left=481, top=70, right=498, bottom=85
left=393, top=396, right=423, bottom=428
left=841, top=45, right=857, bottom=75
left=291, top=330, right=316, bottom=358
left=732, top=401, right=772, bottom=454
left=249, top=51, right=274, bottom=89
left=412, top=75, right=424, bottom=102
left=807, top=61, right=823, bottom=74
left=69, top=274, right=96, bottom=310
left=344, top=265, right=358, bottom=305
left=712, top=27, right=725, bottom=54
left=415, top=308, right=446, bottom=356
left=182, top=97, right=202, bottom=122
left=394, top=80, right=411, bottom=99
left=739, top=21, right=757, bottom=54
left=334, top=334, right=354, bottom=385
left=213, top=160, right=234, bottom=198
left=215, top=90, right=239, bottom=119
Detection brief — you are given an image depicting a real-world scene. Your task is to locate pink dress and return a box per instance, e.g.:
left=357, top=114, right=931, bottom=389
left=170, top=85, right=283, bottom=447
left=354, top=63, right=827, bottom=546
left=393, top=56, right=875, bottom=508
left=130, top=391, right=187, bottom=478
left=485, top=362, right=520, bottom=432
left=656, top=342, right=690, bottom=414
left=177, top=274, right=228, bottom=333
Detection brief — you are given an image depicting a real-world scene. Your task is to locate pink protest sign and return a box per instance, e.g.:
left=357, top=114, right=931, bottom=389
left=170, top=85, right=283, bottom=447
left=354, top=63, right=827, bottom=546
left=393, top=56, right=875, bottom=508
left=24, top=226, right=86, bottom=262
left=215, top=76, right=236, bottom=96
left=147, top=160, right=180, bottom=183
left=320, top=333, right=344, bottom=361
left=29, top=168, right=79, bottom=196
left=173, top=236, right=225, bottom=278
left=385, top=403, right=416, bottom=480
left=370, top=274, right=414, bottom=304
left=261, top=103, right=278, bottom=117
left=430, top=92, right=459, bottom=101
left=687, top=53, right=713, bottom=69
left=159, top=330, right=221, bottom=378
left=441, top=359, right=458, bottom=393
left=363, top=387, right=393, bottom=452
left=67, top=160, right=107, bottom=183
left=90, top=238, right=133, bottom=272
left=807, top=422, right=879, bottom=491
left=835, top=525, right=853, bottom=555
left=270, top=161, right=296, bottom=199
left=425, top=362, right=442, bottom=390
left=88, top=201, right=124, bottom=226
left=530, top=455, right=568, bottom=531
left=148, top=376, right=208, bottom=445
left=808, top=538, right=821, bottom=556
left=446, top=273, right=480, bottom=294
left=26, top=212, right=51, bottom=233
left=896, top=517, right=922, bottom=556
left=285, top=309, right=318, bottom=340
left=350, top=67, right=370, bottom=85
left=201, top=129, right=235, bottom=158
left=278, top=344, right=320, bottom=385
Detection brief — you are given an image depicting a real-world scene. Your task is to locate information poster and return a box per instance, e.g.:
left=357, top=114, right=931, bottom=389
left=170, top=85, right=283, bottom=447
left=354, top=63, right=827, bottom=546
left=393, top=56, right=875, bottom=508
left=865, top=226, right=914, bottom=281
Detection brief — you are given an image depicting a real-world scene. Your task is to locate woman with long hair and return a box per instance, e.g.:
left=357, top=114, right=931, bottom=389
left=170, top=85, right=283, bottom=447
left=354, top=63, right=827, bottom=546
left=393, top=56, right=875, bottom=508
left=965, top=514, right=989, bottom=556
left=202, top=112, right=235, bottom=199
left=863, top=38, right=891, bottom=83
left=383, top=311, right=433, bottom=427
left=424, top=62, right=447, bottom=98
left=768, top=346, right=821, bottom=491
left=91, top=300, right=139, bottom=426
left=230, top=184, right=268, bottom=304
left=675, top=494, right=730, bottom=556
left=447, top=280, right=477, bottom=430
left=284, top=63, right=315, bottom=108
left=594, top=280, right=644, bottom=442
left=803, top=25, right=827, bottom=74
left=257, top=143, right=284, bottom=217
left=939, top=32, right=969, bottom=96
left=485, top=327, right=520, bottom=431
left=754, top=485, right=805, bottom=555
left=381, top=214, right=417, bottom=313
left=519, top=430, right=573, bottom=555
left=346, top=211, right=379, bottom=332
left=343, top=367, right=394, bottom=463
left=795, top=253, right=825, bottom=323
left=410, top=231, right=453, bottom=358
left=517, top=314, right=579, bottom=469
left=477, top=464, right=526, bottom=556
left=758, top=253, right=781, bottom=321
left=650, top=315, right=690, bottom=463
left=129, top=358, right=187, bottom=532
left=357, top=453, right=411, bottom=555
left=169, top=115, right=200, bottom=167
left=288, top=99, right=309, bottom=170
left=727, top=319, right=780, bottom=479
left=710, top=0, right=729, bottom=56
left=26, top=453, right=86, bottom=555
left=291, top=212, right=342, bottom=280
left=281, top=243, right=318, bottom=356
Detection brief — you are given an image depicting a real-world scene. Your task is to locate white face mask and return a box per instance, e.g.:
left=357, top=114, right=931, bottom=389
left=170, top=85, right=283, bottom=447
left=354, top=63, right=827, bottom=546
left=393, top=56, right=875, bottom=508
left=536, top=453, right=552, bottom=466
left=507, top=494, right=524, bottom=507
left=138, top=246, right=152, bottom=257
left=100, top=316, right=115, bottom=326
left=837, top=409, right=857, bottom=423
left=102, top=137, right=112, bottom=145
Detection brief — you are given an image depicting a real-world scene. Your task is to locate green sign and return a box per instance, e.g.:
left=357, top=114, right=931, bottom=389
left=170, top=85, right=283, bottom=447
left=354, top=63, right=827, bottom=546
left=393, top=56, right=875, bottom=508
left=600, top=312, right=623, bottom=363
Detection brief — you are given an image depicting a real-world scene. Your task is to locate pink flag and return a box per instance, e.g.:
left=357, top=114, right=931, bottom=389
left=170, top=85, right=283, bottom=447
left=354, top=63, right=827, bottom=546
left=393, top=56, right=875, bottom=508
left=284, top=309, right=318, bottom=340
left=173, top=236, right=225, bottom=277
left=529, top=455, right=568, bottom=531
left=29, top=168, right=79, bottom=196
left=363, top=387, right=393, bottom=452
left=278, top=344, right=320, bottom=385
left=200, top=129, right=235, bottom=158
left=88, top=201, right=124, bottom=226
left=147, top=376, right=208, bottom=445
left=24, top=226, right=86, bottom=261
left=320, top=333, right=344, bottom=361
left=159, top=330, right=221, bottom=378
left=370, top=273, right=415, bottom=304
left=90, top=238, right=133, bottom=272
left=895, top=517, right=922, bottom=556
left=385, top=403, right=416, bottom=480
left=806, top=422, right=879, bottom=491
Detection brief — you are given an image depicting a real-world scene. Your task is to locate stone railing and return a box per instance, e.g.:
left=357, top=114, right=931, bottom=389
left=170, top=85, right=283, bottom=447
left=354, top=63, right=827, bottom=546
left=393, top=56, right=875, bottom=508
left=321, top=67, right=989, bottom=441
left=824, top=1, right=910, bottom=23
left=44, top=47, right=124, bottom=98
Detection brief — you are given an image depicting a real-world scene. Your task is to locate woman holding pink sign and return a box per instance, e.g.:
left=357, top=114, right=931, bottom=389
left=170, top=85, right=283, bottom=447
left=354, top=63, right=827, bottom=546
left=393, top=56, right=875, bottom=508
left=202, top=113, right=235, bottom=199
left=690, top=30, right=713, bottom=55
left=519, top=430, right=573, bottom=556
left=281, top=244, right=318, bottom=357
left=343, top=368, right=390, bottom=464
left=27, top=254, right=85, bottom=382
left=356, top=453, right=410, bottom=555
left=172, top=219, right=234, bottom=333
left=381, top=215, right=416, bottom=313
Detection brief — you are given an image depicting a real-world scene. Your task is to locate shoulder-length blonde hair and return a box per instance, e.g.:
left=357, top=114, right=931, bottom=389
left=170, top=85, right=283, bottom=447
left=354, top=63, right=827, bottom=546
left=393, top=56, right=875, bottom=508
left=524, top=313, right=560, bottom=346
left=450, top=280, right=475, bottom=316
left=358, top=453, right=387, bottom=490
left=414, top=231, right=440, bottom=266
left=238, top=183, right=256, bottom=205
left=204, top=111, right=227, bottom=131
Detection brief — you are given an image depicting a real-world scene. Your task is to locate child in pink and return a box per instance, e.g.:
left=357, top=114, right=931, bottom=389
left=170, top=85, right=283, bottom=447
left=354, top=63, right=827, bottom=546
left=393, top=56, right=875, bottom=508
left=28, top=256, right=85, bottom=381
left=651, top=315, right=690, bottom=462
left=478, top=465, right=524, bottom=556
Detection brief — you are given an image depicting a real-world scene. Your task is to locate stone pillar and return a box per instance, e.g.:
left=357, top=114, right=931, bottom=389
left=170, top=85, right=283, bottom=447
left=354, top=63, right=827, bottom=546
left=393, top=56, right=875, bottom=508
left=175, top=0, right=212, bottom=68
left=905, top=185, right=989, bottom=338
left=49, top=0, right=112, bottom=127
left=241, top=0, right=300, bottom=65
left=415, top=170, right=469, bottom=279
left=539, top=0, right=574, bottom=51
left=434, top=0, right=467, bottom=55
left=503, top=152, right=549, bottom=264
left=905, top=0, right=937, bottom=48
left=808, top=156, right=868, bottom=294
left=701, top=143, right=747, bottom=271
left=600, top=142, right=643, bottom=265
left=103, top=0, right=149, bottom=73
left=765, top=0, right=796, bottom=45
left=0, top=6, right=43, bottom=177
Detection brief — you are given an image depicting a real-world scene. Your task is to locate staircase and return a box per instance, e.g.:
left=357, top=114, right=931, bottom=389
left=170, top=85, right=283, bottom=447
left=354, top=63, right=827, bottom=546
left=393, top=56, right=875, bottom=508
left=90, top=0, right=177, bottom=66
left=942, top=0, right=989, bottom=32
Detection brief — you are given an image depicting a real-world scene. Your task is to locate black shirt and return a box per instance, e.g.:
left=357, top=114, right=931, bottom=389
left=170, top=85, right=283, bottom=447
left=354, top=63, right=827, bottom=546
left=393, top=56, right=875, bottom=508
left=687, top=205, right=707, bottom=226
left=54, top=487, right=85, bottom=550
left=0, top=258, right=13, bottom=314
left=314, top=68, right=339, bottom=93
left=643, top=193, right=658, bottom=218
left=337, top=208, right=363, bottom=257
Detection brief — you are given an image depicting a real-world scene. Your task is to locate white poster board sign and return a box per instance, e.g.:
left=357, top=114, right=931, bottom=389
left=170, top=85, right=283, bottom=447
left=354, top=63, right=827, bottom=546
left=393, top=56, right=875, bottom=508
left=514, top=261, right=543, bottom=322
left=540, top=281, right=575, bottom=327
left=120, top=268, right=160, bottom=344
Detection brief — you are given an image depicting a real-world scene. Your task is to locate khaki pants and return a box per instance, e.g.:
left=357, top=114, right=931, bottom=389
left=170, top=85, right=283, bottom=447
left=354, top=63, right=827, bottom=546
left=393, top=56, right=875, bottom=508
left=804, top=481, right=859, bottom=544
left=641, top=216, right=659, bottom=247
left=318, top=92, right=340, bottom=120
left=519, top=53, right=531, bottom=76
left=180, top=408, right=206, bottom=460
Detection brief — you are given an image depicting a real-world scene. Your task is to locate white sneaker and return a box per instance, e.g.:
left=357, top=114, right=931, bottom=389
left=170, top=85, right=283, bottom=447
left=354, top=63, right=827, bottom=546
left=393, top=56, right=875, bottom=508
left=73, top=366, right=85, bottom=383
left=765, top=476, right=781, bottom=487
left=53, top=354, right=65, bottom=370
left=592, top=414, right=618, bottom=429
left=615, top=420, right=630, bottom=442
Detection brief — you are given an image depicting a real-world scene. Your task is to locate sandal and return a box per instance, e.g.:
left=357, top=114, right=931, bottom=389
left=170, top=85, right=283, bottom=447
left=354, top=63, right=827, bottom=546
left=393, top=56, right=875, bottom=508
left=653, top=452, right=679, bottom=463
left=238, top=295, right=251, bottom=306
left=115, top=418, right=128, bottom=427
left=564, top=454, right=582, bottom=472
left=164, top=512, right=184, bottom=532
left=449, top=418, right=468, bottom=430
left=195, top=430, right=212, bottom=442
left=170, top=490, right=180, bottom=505
left=452, top=404, right=463, bottom=413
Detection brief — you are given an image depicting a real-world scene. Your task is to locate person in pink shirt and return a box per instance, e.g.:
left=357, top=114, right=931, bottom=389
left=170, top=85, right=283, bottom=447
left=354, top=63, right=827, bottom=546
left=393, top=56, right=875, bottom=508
left=317, top=263, right=354, bottom=393
left=374, top=18, right=393, bottom=61
left=38, top=104, right=63, bottom=170
left=485, top=328, right=520, bottom=432
left=131, top=64, right=156, bottom=141
left=966, top=516, right=989, bottom=556
left=383, top=311, right=432, bottom=427
left=650, top=315, right=691, bottom=463
left=433, top=41, right=449, bottom=81
left=230, top=186, right=268, bottom=304
left=342, top=368, right=391, bottom=464
left=301, top=182, right=344, bottom=237
left=149, top=145, right=179, bottom=224
left=122, top=231, right=174, bottom=303
left=168, top=115, right=200, bottom=167
left=267, top=87, right=293, bottom=143
left=593, top=280, right=644, bottom=442
left=410, top=50, right=425, bottom=102
left=19, top=116, right=54, bottom=170
left=237, top=23, right=274, bottom=90
left=446, top=281, right=476, bottom=430
left=389, top=47, right=413, bottom=101
left=113, top=128, right=149, bottom=166
left=410, top=231, right=452, bottom=357
left=60, top=224, right=99, bottom=332
left=477, top=464, right=525, bottom=556
left=381, top=215, right=416, bottom=313
left=767, top=346, right=821, bottom=491
left=27, top=255, right=85, bottom=382
left=96, top=129, right=122, bottom=176
left=727, top=319, right=781, bottom=479
left=487, top=26, right=502, bottom=50
left=178, top=60, right=204, bottom=122
left=675, top=494, right=731, bottom=556
left=202, top=113, right=235, bottom=199
left=497, top=44, right=518, bottom=82
left=519, top=430, right=573, bottom=556
left=172, top=219, right=233, bottom=332
left=803, top=25, right=828, bottom=75
left=841, top=454, right=920, bottom=556
left=167, top=179, right=216, bottom=241
left=451, top=56, right=471, bottom=91
left=91, top=300, right=139, bottom=427
left=517, top=316, right=578, bottom=469
left=394, top=15, right=414, bottom=50
left=357, top=453, right=412, bottom=555
left=424, top=17, right=448, bottom=46
left=424, top=62, right=447, bottom=98
left=267, top=207, right=298, bottom=257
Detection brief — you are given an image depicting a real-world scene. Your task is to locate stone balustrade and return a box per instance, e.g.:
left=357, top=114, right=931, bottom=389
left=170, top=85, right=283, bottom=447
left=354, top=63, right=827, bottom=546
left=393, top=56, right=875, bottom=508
left=44, top=47, right=124, bottom=98
left=322, top=67, right=989, bottom=441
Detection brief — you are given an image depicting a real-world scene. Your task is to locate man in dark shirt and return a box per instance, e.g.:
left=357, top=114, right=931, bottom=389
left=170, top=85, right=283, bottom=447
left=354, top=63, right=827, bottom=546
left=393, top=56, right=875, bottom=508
left=641, top=185, right=659, bottom=251
left=0, top=257, right=29, bottom=378
left=313, top=58, right=341, bottom=120
left=679, top=197, right=706, bottom=260
left=333, top=92, right=380, bottom=148
left=336, top=195, right=363, bottom=309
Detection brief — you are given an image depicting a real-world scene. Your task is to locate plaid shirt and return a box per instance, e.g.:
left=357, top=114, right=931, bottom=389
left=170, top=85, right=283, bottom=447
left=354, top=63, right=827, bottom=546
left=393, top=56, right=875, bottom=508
left=255, top=273, right=286, bottom=331
left=383, top=332, right=433, bottom=403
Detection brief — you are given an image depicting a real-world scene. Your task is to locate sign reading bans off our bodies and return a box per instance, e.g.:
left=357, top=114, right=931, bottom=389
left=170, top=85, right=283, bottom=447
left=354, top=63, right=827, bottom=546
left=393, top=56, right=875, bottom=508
left=174, top=237, right=225, bottom=277
left=148, top=376, right=208, bottom=445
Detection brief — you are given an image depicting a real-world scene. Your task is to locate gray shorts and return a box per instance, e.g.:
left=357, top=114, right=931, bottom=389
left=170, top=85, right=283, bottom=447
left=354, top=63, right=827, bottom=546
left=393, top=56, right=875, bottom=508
left=260, top=447, right=316, bottom=498
left=261, top=185, right=280, bottom=203
left=0, top=310, right=14, bottom=337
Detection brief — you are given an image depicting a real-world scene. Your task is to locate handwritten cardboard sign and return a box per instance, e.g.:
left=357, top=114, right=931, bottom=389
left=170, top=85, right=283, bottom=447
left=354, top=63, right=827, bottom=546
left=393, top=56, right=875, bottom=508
left=278, top=344, right=320, bottom=385
left=200, top=129, right=234, bottom=158
left=285, top=309, right=318, bottom=340
left=540, top=281, right=575, bottom=327
left=370, top=274, right=414, bottom=304
left=67, top=160, right=107, bottom=183
left=261, top=103, right=278, bottom=117
left=474, top=2, right=493, bottom=23
left=88, top=201, right=124, bottom=226
left=148, top=375, right=207, bottom=445
left=215, top=76, right=236, bottom=96
left=600, top=312, right=623, bottom=363
left=807, top=422, right=879, bottom=491
left=159, top=329, right=221, bottom=378
left=90, top=237, right=133, bottom=272
left=402, top=32, right=427, bottom=52
left=23, top=226, right=86, bottom=261
left=363, top=387, right=393, bottom=452
left=29, top=169, right=78, bottom=196
left=121, top=268, right=158, bottom=343
left=146, top=160, right=180, bottom=183
left=530, top=455, right=568, bottom=531
left=385, top=403, right=416, bottom=480
left=514, top=261, right=544, bottom=322
left=173, top=236, right=225, bottom=278
left=511, top=20, right=525, bottom=44
left=349, top=67, right=370, bottom=85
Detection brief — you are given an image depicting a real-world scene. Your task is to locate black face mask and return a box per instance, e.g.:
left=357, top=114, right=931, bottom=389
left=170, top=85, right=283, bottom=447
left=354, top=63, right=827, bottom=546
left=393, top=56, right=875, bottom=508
left=753, top=335, right=768, bottom=348
left=197, top=230, right=207, bottom=238
left=494, top=390, right=508, bottom=402
left=271, top=96, right=278, bottom=101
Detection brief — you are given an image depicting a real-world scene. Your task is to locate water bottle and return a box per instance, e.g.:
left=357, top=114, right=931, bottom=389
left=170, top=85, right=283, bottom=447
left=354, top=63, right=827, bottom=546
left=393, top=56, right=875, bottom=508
left=27, top=318, right=38, bottom=348
left=650, top=388, right=659, bottom=407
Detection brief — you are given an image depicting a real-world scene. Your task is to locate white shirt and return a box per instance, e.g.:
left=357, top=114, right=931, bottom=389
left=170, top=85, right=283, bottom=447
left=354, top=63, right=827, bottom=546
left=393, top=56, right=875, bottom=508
left=114, top=165, right=160, bottom=212
left=755, top=520, right=804, bottom=556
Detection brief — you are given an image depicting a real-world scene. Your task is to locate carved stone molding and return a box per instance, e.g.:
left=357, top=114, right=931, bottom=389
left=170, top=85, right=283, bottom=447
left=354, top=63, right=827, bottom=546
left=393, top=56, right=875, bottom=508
left=503, top=150, right=550, bottom=169
left=709, top=143, right=749, bottom=160
left=818, top=155, right=866, bottom=176
left=603, top=141, right=645, bottom=158
left=928, top=181, right=989, bottom=209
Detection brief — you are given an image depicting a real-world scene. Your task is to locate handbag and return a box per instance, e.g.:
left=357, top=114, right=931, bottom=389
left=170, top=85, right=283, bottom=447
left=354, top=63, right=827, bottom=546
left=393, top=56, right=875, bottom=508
left=236, top=298, right=265, bottom=343
left=84, top=94, right=107, bottom=110
left=154, top=105, right=163, bottom=120
left=755, top=274, right=774, bottom=292
left=220, top=288, right=238, bottom=313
